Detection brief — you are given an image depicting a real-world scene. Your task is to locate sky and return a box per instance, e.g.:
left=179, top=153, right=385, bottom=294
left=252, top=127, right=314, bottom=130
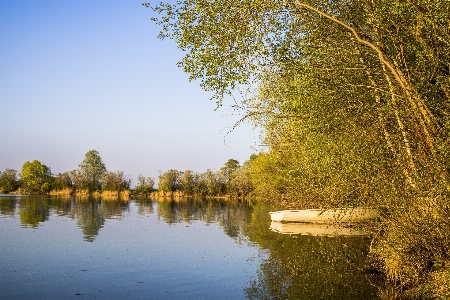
left=0, top=0, right=260, bottom=185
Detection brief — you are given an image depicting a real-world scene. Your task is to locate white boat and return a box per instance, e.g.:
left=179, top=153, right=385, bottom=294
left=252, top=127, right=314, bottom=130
left=269, top=222, right=368, bottom=236
left=269, top=208, right=377, bottom=223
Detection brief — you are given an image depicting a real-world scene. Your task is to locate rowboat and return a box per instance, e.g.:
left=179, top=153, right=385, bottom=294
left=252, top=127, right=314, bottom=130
left=269, top=208, right=377, bottom=223
left=269, top=222, right=368, bottom=236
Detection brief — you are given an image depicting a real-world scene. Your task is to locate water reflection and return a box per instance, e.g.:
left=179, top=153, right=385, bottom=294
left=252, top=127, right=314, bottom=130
left=244, top=204, right=379, bottom=299
left=2, top=195, right=253, bottom=242
left=157, top=198, right=253, bottom=241
left=245, top=235, right=378, bottom=299
left=1, top=195, right=132, bottom=241
left=270, top=222, right=369, bottom=236
left=0, top=195, right=379, bottom=298
left=19, top=196, right=51, bottom=227
left=73, top=199, right=105, bottom=242
left=134, top=198, right=154, bottom=216
left=0, top=196, right=16, bottom=217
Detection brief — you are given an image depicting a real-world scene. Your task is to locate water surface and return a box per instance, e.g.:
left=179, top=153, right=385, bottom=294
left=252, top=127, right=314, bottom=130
left=0, top=195, right=379, bottom=299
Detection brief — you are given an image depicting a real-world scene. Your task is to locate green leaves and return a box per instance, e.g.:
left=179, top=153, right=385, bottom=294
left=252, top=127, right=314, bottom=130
left=158, top=169, right=182, bottom=192
left=20, top=160, right=52, bottom=194
left=150, top=0, right=296, bottom=106
left=0, top=169, right=20, bottom=193
left=78, top=150, right=106, bottom=192
left=101, top=171, right=131, bottom=192
left=135, top=174, right=155, bottom=194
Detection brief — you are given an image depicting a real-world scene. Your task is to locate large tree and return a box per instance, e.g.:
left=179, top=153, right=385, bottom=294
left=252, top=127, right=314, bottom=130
left=78, top=150, right=106, bottom=192
left=20, top=160, right=53, bottom=194
left=220, top=159, right=240, bottom=182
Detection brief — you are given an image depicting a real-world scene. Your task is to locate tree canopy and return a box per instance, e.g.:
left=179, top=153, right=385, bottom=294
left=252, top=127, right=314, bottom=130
left=78, top=150, right=107, bottom=192
left=0, top=168, right=20, bottom=193
left=149, top=0, right=450, bottom=200
left=20, top=160, right=53, bottom=194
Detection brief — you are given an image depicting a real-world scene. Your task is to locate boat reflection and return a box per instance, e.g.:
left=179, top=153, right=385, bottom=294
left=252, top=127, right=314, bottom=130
left=270, top=222, right=369, bottom=236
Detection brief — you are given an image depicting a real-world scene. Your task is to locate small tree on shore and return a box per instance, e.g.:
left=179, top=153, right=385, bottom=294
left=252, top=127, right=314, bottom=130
left=158, top=169, right=181, bottom=192
left=179, top=170, right=195, bottom=196
left=0, top=168, right=20, bottom=193
left=135, top=174, right=155, bottom=194
left=101, top=171, right=131, bottom=192
left=53, top=172, right=73, bottom=191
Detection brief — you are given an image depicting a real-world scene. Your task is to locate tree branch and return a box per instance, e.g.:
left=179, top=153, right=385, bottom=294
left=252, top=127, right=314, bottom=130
left=293, top=0, right=435, bottom=151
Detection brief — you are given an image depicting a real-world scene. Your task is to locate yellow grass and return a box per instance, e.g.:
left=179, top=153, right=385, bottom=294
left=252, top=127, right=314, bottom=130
left=49, top=188, right=73, bottom=196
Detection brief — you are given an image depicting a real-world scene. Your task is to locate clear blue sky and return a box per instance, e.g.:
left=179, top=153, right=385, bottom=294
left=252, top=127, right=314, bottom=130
left=0, top=0, right=259, bottom=185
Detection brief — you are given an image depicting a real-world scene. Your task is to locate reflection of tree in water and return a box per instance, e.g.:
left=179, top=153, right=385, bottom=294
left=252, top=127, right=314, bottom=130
left=19, top=196, right=50, bottom=227
left=0, top=196, right=17, bottom=217
left=51, top=197, right=73, bottom=217
left=246, top=257, right=291, bottom=300
left=134, top=198, right=154, bottom=216
left=244, top=204, right=379, bottom=300
left=100, top=200, right=130, bottom=220
left=157, top=198, right=210, bottom=224
left=246, top=236, right=379, bottom=299
left=156, top=198, right=253, bottom=241
left=70, top=197, right=130, bottom=242
left=6, top=195, right=131, bottom=241
left=215, top=200, right=252, bottom=240
left=155, top=199, right=377, bottom=298
left=73, top=198, right=105, bottom=242
left=5, top=195, right=380, bottom=298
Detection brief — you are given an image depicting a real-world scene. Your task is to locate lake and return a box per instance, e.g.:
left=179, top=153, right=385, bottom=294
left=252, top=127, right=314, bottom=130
left=0, top=195, right=379, bottom=299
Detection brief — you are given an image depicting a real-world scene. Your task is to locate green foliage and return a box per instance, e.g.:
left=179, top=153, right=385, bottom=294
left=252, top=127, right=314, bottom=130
left=12, top=150, right=132, bottom=196
left=190, top=172, right=208, bottom=196
left=150, top=0, right=450, bottom=193
left=204, top=169, right=226, bottom=196
left=156, top=159, right=251, bottom=197
left=69, top=169, right=88, bottom=192
left=52, top=172, right=73, bottom=191
left=134, top=174, right=155, bottom=194
left=228, top=161, right=253, bottom=197
left=246, top=62, right=405, bottom=207
left=101, top=171, right=131, bottom=192
left=149, top=0, right=296, bottom=106
left=20, top=160, right=53, bottom=194
left=220, top=159, right=240, bottom=182
left=0, top=168, right=20, bottom=193
left=158, top=169, right=181, bottom=192
left=178, top=170, right=195, bottom=195
left=78, top=150, right=106, bottom=192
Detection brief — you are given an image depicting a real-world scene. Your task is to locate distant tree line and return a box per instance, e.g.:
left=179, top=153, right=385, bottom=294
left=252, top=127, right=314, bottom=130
left=0, top=150, right=258, bottom=198
left=156, top=158, right=254, bottom=198
left=0, top=150, right=135, bottom=195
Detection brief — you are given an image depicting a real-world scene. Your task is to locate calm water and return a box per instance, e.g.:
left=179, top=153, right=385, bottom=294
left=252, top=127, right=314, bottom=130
left=0, top=195, right=379, bottom=299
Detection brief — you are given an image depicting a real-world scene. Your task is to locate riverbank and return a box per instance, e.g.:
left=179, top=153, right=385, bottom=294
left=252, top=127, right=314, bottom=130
left=6, top=188, right=131, bottom=200
left=137, top=190, right=250, bottom=201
